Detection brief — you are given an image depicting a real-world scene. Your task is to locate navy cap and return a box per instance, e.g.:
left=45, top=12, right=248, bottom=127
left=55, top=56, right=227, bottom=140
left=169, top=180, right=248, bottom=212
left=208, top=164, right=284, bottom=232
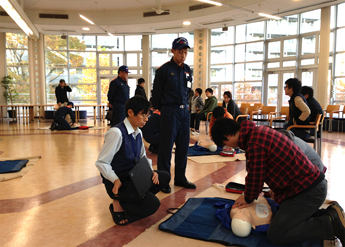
left=67, top=102, right=74, bottom=108
left=118, top=65, right=130, bottom=73
left=172, top=37, right=190, bottom=50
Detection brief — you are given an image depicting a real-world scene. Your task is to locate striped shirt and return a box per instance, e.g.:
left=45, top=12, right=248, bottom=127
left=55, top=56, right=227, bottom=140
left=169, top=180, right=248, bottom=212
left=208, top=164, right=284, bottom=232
left=238, top=121, right=324, bottom=204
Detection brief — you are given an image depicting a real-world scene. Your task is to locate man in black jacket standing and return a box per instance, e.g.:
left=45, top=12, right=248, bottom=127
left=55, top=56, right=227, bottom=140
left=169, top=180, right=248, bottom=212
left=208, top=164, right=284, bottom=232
left=135, top=78, right=147, bottom=99
left=55, top=79, right=72, bottom=107
left=107, top=65, right=130, bottom=126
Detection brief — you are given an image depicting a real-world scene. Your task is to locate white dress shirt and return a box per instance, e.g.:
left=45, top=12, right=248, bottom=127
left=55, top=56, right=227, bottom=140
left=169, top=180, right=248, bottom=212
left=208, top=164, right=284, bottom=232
left=95, top=118, right=152, bottom=183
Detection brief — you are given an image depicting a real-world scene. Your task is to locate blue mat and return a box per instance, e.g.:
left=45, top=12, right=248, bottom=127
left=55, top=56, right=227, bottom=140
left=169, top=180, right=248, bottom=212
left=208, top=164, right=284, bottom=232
left=159, top=197, right=323, bottom=247
left=187, top=146, right=221, bottom=156
left=0, top=160, right=28, bottom=173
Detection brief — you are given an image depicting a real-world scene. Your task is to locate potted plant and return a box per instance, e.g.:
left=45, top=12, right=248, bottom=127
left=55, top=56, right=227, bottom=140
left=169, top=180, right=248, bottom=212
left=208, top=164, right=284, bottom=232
left=1, top=75, right=18, bottom=118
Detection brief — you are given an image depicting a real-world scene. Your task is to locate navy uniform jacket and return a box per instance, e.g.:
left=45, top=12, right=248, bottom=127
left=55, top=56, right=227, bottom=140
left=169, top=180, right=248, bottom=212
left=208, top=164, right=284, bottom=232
left=107, top=77, right=129, bottom=106
left=54, top=106, right=75, bottom=123
left=306, top=97, right=324, bottom=122
left=55, top=85, right=72, bottom=104
left=152, top=58, right=192, bottom=110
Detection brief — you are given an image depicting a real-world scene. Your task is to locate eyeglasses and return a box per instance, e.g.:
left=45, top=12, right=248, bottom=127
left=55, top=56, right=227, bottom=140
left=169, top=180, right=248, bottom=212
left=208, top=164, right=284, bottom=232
left=139, top=113, right=148, bottom=119
left=284, top=86, right=288, bottom=89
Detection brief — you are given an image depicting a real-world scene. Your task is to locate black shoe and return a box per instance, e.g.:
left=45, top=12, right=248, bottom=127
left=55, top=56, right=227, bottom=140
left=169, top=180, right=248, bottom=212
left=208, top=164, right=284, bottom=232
left=326, top=201, right=345, bottom=245
left=161, top=185, right=171, bottom=194
left=174, top=180, right=196, bottom=189
left=50, top=121, right=56, bottom=131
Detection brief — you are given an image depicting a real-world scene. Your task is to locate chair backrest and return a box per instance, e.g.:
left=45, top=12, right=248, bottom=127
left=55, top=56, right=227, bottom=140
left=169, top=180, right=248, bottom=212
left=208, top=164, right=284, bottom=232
left=247, top=105, right=259, bottom=114
left=240, top=103, right=251, bottom=108
left=314, top=113, right=322, bottom=132
left=240, top=107, right=248, bottom=115
left=217, top=102, right=223, bottom=106
left=326, top=105, right=340, bottom=113
left=260, top=106, right=276, bottom=115
left=280, top=106, right=289, bottom=117
left=254, top=103, right=263, bottom=110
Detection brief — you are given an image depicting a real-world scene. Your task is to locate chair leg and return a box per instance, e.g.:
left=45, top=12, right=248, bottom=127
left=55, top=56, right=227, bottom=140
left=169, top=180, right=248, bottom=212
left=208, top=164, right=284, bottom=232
left=205, top=121, right=209, bottom=135
left=318, top=128, right=322, bottom=157
left=329, top=119, right=332, bottom=133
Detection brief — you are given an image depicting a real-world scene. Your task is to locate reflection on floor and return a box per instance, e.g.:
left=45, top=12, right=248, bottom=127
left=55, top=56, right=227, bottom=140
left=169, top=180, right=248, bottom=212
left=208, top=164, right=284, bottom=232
left=0, top=118, right=344, bottom=247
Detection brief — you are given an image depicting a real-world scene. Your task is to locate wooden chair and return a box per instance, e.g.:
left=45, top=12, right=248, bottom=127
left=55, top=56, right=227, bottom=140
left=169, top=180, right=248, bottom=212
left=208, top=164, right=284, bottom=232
left=324, top=105, right=340, bottom=132
left=269, top=106, right=290, bottom=129
left=252, top=106, right=278, bottom=126
left=217, top=102, right=223, bottom=106
left=236, top=105, right=259, bottom=122
left=287, top=113, right=322, bottom=155
left=240, top=103, right=251, bottom=109
left=327, top=105, right=345, bottom=132
left=253, top=103, right=263, bottom=110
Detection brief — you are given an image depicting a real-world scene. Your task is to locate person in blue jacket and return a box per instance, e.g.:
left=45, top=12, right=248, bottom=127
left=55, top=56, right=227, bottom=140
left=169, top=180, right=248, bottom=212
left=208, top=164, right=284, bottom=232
left=50, top=102, right=75, bottom=130
left=108, top=65, right=130, bottom=126
left=152, top=37, right=196, bottom=193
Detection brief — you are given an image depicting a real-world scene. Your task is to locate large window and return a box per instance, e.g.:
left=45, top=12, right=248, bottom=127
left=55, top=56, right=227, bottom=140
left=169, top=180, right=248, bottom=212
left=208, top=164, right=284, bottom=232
left=333, top=3, right=345, bottom=103
left=45, top=35, right=97, bottom=105
left=5, top=33, right=30, bottom=104
left=45, top=35, right=143, bottom=108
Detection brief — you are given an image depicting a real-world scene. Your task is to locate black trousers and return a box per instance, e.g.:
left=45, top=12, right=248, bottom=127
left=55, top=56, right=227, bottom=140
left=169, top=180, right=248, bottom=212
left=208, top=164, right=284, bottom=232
left=190, top=113, right=197, bottom=129
left=195, top=112, right=206, bottom=131
left=101, top=170, right=170, bottom=223
left=54, top=116, right=71, bottom=130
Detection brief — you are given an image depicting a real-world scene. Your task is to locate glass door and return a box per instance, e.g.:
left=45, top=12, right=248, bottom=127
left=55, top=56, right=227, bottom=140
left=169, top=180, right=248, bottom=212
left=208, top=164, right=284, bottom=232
left=268, top=71, right=295, bottom=110
left=301, top=69, right=316, bottom=87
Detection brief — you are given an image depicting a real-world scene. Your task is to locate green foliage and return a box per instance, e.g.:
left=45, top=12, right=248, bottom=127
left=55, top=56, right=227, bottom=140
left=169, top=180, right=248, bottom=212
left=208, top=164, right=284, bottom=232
left=1, top=76, right=18, bottom=105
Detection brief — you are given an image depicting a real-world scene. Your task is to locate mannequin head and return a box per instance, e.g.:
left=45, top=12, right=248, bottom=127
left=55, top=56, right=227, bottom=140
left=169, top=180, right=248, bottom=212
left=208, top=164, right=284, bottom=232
left=230, top=207, right=256, bottom=237
left=231, top=218, right=252, bottom=237
left=229, top=197, right=273, bottom=238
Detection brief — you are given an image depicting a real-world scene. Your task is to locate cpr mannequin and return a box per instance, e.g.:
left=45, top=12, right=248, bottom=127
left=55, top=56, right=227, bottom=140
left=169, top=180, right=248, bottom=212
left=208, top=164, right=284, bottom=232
left=196, top=140, right=218, bottom=152
left=230, top=196, right=273, bottom=237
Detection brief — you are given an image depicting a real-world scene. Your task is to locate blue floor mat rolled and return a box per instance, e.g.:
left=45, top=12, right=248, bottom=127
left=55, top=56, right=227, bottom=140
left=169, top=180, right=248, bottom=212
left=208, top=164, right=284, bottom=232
left=0, top=160, right=29, bottom=173
left=159, top=197, right=323, bottom=247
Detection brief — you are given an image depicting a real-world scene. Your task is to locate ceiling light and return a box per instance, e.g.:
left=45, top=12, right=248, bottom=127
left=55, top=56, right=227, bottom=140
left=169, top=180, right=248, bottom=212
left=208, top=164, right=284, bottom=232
left=258, top=13, right=282, bottom=20
left=198, top=0, right=222, bottom=6
left=82, top=27, right=90, bottom=31
left=108, top=32, right=114, bottom=36
left=79, top=14, right=94, bottom=25
left=183, top=21, right=191, bottom=25
left=0, top=0, right=39, bottom=39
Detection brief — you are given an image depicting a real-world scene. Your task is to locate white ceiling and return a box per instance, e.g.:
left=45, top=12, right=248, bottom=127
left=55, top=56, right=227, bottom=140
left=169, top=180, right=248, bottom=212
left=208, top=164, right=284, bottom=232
left=0, top=0, right=343, bottom=36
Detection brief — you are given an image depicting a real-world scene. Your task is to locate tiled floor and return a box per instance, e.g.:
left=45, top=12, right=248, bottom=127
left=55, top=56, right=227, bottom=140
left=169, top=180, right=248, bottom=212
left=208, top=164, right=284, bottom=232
left=0, top=117, right=344, bottom=247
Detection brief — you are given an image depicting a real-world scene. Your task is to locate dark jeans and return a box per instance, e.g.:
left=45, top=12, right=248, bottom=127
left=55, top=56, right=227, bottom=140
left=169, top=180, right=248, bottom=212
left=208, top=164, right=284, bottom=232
left=267, top=179, right=333, bottom=245
left=195, top=112, right=206, bottom=131
left=101, top=170, right=170, bottom=223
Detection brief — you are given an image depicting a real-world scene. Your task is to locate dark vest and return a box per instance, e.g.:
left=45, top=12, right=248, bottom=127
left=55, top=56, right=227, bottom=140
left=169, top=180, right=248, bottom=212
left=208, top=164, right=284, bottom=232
left=288, top=93, right=310, bottom=126
left=110, top=122, right=142, bottom=179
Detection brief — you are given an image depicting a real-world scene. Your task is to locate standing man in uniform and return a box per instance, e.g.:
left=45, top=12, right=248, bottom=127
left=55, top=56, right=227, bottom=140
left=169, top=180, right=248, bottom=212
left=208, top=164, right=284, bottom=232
left=55, top=79, right=72, bottom=107
left=108, top=65, right=130, bottom=126
left=152, top=37, right=196, bottom=193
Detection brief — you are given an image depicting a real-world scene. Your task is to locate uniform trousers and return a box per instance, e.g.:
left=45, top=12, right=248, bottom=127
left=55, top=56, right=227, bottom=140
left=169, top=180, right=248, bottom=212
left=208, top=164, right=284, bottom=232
left=158, top=105, right=190, bottom=183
